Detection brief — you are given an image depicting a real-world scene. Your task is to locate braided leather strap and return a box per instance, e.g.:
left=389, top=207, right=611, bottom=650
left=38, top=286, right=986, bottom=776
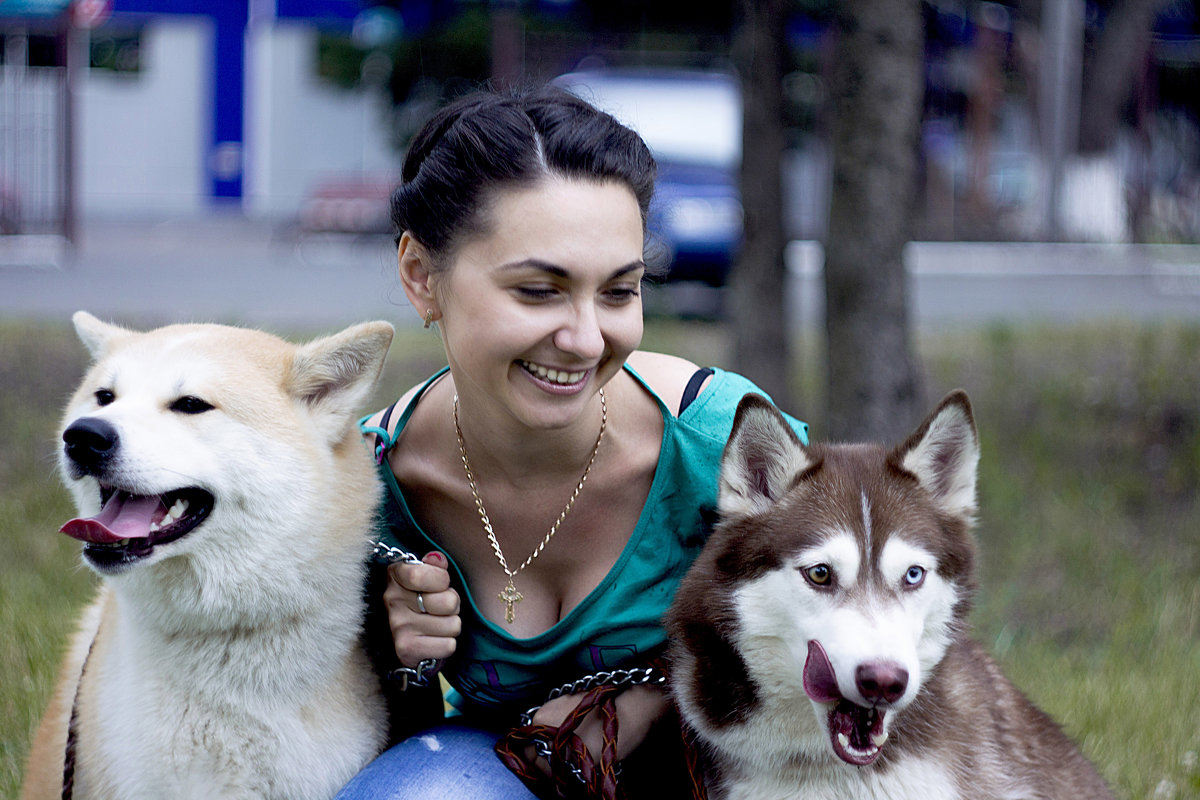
left=495, top=682, right=623, bottom=800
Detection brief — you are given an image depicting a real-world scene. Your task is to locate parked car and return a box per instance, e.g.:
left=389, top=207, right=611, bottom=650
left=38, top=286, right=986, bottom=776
left=553, top=69, right=743, bottom=286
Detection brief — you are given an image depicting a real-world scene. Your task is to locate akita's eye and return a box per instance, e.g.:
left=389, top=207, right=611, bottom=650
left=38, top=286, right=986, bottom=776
left=803, top=563, right=833, bottom=587
left=903, top=565, right=926, bottom=588
left=94, top=389, right=115, bottom=406
left=170, top=396, right=215, bottom=415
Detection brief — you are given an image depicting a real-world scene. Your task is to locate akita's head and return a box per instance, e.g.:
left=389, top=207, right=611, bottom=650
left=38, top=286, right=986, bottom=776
left=58, top=312, right=393, bottom=587
left=668, top=391, right=979, bottom=770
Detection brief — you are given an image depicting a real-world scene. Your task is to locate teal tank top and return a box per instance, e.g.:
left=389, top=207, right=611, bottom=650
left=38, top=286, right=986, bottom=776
left=361, top=365, right=808, bottom=721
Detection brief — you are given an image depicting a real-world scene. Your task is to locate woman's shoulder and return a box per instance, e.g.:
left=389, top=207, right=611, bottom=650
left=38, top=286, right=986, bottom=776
left=624, top=350, right=710, bottom=415
left=626, top=353, right=809, bottom=444
left=360, top=383, right=426, bottom=441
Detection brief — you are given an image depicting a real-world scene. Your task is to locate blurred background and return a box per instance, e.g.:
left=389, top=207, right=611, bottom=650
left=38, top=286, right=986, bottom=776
left=1, top=2, right=1199, bottom=798
left=0, top=0, right=1197, bottom=242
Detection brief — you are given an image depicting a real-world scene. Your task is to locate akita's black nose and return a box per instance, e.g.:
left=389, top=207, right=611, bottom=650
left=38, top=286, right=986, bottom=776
left=63, top=417, right=119, bottom=473
left=856, top=662, right=909, bottom=705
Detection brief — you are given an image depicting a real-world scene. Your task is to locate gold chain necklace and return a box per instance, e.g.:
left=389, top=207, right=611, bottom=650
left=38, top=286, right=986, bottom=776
left=454, top=389, right=607, bottom=624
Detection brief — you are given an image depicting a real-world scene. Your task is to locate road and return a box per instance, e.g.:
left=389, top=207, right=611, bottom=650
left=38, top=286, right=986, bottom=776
left=2, top=217, right=1199, bottom=331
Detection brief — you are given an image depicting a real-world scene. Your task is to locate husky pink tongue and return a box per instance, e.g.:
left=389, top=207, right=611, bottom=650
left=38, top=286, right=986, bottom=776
left=60, top=493, right=164, bottom=544
left=803, top=640, right=842, bottom=703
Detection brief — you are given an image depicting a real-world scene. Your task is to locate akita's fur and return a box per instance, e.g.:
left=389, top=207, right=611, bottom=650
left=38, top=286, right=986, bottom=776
left=667, top=392, right=1113, bottom=800
left=22, top=312, right=394, bottom=800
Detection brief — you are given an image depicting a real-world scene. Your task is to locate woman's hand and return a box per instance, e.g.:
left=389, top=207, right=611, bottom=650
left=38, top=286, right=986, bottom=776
left=384, top=551, right=461, bottom=667
left=530, top=683, right=669, bottom=763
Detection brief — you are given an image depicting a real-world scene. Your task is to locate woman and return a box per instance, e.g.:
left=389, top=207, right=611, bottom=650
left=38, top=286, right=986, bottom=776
left=339, top=87, right=808, bottom=799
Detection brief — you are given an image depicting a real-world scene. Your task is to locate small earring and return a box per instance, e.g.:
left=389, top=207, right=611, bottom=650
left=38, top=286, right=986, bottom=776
left=423, top=308, right=434, bottom=329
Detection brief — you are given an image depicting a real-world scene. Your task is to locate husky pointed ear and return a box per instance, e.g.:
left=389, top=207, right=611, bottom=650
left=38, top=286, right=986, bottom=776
left=895, top=390, right=980, bottom=521
left=718, top=394, right=813, bottom=518
left=289, top=321, right=394, bottom=437
left=72, top=311, right=131, bottom=359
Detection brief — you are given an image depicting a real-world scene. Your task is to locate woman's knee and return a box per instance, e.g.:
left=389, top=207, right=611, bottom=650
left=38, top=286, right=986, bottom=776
left=335, top=725, right=538, bottom=800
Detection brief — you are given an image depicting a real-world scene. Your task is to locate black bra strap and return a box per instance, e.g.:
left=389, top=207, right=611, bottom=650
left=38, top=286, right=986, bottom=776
left=372, top=400, right=401, bottom=463
left=679, top=367, right=714, bottom=414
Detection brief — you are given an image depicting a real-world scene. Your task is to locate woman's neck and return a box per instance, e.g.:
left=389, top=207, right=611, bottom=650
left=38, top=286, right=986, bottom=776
left=450, top=385, right=609, bottom=490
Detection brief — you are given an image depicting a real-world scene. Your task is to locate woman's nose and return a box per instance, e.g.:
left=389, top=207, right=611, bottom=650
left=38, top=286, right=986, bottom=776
left=553, top=301, right=605, bottom=360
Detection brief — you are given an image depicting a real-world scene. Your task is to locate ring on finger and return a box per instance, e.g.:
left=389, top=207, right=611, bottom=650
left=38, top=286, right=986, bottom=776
left=416, top=592, right=428, bottom=615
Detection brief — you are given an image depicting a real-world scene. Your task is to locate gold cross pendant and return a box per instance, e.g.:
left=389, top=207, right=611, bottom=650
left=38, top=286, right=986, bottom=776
left=498, top=579, right=523, bottom=624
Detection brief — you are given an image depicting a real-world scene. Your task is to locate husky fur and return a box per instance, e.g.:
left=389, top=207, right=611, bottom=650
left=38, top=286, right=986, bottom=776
left=666, top=391, right=1113, bottom=800
left=21, top=312, right=394, bottom=800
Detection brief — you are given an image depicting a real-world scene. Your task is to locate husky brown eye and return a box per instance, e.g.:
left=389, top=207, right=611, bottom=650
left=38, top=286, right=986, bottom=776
left=904, top=566, right=926, bottom=588
left=94, top=389, right=115, bottom=406
left=804, top=564, right=833, bottom=587
left=170, top=396, right=214, bottom=415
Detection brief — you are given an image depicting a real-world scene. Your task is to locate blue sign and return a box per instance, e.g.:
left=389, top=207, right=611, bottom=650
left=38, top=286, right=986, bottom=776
left=0, top=0, right=71, bottom=17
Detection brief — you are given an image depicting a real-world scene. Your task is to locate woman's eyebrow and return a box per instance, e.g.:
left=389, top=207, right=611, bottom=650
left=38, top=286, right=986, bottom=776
left=498, top=258, right=647, bottom=279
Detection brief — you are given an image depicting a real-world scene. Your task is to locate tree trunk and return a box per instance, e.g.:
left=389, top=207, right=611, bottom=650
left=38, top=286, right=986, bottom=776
left=1078, top=0, right=1167, bottom=154
left=731, top=0, right=791, bottom=410
left=823, top=0, right=924, bottom=442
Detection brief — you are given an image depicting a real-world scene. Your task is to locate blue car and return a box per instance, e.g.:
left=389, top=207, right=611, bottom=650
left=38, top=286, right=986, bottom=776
left=553, top=69, right=743, bottom=286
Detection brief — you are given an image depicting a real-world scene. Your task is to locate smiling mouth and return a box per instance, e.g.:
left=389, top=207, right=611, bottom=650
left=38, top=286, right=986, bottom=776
left=60, top=486, right=214, bottom=571
left=518, top=360, right=590, bottom=386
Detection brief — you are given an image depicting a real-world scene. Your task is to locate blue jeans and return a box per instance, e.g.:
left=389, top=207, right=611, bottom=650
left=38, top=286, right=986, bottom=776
left=335, top=724, right=540, bottom=800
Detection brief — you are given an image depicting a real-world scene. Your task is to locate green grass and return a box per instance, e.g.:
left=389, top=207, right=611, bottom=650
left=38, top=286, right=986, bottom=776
left=2, top=317, right=1198, bottom=799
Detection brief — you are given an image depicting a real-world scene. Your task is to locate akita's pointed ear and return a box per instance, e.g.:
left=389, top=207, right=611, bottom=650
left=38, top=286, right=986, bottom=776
left=289, top=321, right=394, bottom=439
left=718, top=394, right=813, bottom=518
left=895, top=390, right=980, bottom=521
left=72, top=311, right=132, bottom=359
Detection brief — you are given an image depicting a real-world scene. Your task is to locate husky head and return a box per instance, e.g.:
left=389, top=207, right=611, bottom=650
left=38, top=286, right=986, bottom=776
left=57, top=312, right=393, bottom=606
left=668, top=391, right=979, bottom=772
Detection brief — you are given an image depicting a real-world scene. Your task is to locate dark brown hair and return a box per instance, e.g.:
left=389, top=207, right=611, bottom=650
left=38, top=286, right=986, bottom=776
left=390, top=85, right=657, bottom=265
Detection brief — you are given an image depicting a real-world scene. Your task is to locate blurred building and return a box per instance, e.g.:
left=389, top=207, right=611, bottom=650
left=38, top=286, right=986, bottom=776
left=0, top=0, right=398, bottom=226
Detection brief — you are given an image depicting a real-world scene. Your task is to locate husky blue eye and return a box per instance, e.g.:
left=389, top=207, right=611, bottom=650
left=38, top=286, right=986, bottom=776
left=904, top=566, right=926, bottom=587
left=803, top=564, right=833, bottom=587
left=170, top=396, right=214, bottom=415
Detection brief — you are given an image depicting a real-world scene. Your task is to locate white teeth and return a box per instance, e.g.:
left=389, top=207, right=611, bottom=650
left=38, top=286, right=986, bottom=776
left=149, top=498, right=189, bottom=533
left=521, top=361, right=586, bottom=385
left=836, top=732, right=883, bottom=755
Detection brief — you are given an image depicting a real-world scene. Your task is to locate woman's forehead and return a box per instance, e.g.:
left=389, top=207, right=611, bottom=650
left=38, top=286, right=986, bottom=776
left=456, top=177, right=645, bottom=269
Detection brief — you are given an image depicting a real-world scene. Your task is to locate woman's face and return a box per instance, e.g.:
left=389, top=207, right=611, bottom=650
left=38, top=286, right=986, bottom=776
left=434, top=175, right=646, bottom=431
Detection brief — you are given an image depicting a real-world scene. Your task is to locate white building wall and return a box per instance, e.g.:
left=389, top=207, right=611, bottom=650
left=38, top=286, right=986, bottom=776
left=80, top=18, right=209, bottom=216
left=244, top=22, right=398, bottom=218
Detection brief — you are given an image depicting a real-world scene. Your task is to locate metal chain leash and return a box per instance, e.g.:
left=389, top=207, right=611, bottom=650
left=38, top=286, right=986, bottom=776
left=372, top=541, right=444, bottom=691
left=506, top=666, right=664, bottom=791
left=519, top=665, right=666, bottom=727
left=372, top=541, right=424, bottom=566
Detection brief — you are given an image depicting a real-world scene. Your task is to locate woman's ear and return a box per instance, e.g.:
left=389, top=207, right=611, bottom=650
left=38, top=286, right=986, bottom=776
left=398, top=232, right=440, bottom=323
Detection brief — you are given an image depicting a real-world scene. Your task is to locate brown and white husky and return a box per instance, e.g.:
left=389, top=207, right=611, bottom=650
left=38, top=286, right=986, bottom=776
left=667, top=391, right=1113, bottom=800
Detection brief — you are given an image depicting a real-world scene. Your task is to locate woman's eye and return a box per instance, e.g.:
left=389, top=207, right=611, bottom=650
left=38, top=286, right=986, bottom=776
left=803, top=564, right=833, bottom=587
left=904, top=565, right=926, bottom=588
left=605, top=285, right=641, bottom=302
left=515, top=286, right=557, bottom=300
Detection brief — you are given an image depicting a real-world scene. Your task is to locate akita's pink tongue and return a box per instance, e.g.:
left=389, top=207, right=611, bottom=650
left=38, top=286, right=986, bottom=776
left=803, top=640, right=842, bottom=703
left=60, top=493, right=163, bottom=544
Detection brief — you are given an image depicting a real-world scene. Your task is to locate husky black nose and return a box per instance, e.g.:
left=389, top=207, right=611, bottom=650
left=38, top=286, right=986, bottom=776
left=856, top=662, right=909, bottom=705
left=63, top=417, right=119, bottom=473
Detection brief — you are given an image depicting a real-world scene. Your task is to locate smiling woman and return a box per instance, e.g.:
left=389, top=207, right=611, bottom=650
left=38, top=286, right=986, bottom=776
left=343, top=86, right=808, bottom=800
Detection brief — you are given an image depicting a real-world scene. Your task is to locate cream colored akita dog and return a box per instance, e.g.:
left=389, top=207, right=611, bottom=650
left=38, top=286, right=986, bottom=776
left=22, top=312, right=394, bottom=800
